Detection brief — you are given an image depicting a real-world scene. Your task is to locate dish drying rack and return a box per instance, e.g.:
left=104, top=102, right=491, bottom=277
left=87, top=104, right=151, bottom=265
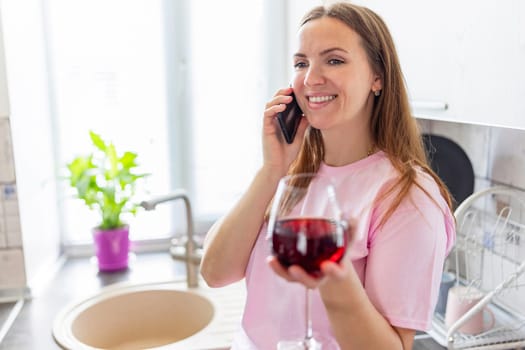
left=428, top=186, right=525, bottom=350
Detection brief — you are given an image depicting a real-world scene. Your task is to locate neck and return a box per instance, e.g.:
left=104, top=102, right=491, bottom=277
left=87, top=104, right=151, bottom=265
left=321, top=123, right=374, bottom=167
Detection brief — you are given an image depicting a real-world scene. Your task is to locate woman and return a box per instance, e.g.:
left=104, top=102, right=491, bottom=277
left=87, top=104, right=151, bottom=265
left=200, top=2, right=455, bottom=349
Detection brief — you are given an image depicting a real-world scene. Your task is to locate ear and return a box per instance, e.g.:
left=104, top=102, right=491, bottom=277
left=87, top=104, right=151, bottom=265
left=371, top=74, right=382, bottom=92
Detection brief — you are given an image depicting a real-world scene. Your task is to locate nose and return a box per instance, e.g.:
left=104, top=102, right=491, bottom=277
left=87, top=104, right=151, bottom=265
left=303, top=64, right=325, bottom=87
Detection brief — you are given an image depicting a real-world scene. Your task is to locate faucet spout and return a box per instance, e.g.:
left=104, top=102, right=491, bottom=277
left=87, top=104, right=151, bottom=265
left=140, top=189, right=189, bottom=211
left=140, top=190, right=199, bottom=288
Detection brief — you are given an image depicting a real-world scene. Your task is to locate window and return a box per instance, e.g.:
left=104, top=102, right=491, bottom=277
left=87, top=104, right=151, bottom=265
left=45, top=0, right=283, bottom=247
left=188, top=0, right=266, bottom=220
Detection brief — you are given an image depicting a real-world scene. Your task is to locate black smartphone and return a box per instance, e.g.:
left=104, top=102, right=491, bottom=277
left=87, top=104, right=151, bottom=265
left=277, top=93, right=303, bottom=144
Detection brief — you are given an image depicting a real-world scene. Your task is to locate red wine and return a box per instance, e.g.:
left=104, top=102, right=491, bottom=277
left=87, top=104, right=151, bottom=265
left=272, top=217, right=346, bottom=277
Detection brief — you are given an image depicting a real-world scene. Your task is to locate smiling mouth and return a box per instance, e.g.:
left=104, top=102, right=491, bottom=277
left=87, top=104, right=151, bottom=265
left=308, top=95, right=336, bottom=103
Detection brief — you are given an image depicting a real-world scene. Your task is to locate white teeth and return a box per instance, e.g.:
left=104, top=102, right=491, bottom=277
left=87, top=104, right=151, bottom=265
left=309, top=95, right=335, bottom=103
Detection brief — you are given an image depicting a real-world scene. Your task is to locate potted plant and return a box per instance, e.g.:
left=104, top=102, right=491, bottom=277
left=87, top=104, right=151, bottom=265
left=65, top=131, right=149, bottom=272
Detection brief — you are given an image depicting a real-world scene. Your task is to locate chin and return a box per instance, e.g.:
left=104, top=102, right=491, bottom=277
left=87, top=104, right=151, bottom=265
left=306, top=118, right=334, bottom=131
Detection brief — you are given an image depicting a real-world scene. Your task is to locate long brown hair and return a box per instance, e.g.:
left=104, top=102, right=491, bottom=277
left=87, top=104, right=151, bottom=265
left=286, top=2, right=453, bottom=224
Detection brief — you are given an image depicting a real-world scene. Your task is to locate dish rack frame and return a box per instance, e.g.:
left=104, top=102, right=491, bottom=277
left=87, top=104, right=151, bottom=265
left=428, top=186, right=525, bottom=350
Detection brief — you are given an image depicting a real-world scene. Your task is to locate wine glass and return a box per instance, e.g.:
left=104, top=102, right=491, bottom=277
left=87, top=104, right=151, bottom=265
left=268, top=173, right=348, bottom=350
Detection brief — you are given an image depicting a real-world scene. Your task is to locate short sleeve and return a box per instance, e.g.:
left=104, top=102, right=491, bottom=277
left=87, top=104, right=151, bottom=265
left=364, top=182, right=455, bottom=330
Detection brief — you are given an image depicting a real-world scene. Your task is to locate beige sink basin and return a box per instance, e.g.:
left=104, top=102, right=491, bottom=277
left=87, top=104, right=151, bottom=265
left=53, top=279, right=246, bottom=350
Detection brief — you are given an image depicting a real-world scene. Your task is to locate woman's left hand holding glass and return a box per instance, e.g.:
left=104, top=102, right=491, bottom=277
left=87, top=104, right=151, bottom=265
left=267, top=250, right=354, bottom=290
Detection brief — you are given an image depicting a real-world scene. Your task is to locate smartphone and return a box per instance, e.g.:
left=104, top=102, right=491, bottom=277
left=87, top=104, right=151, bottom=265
left=277, top=93, right=303, bottom=144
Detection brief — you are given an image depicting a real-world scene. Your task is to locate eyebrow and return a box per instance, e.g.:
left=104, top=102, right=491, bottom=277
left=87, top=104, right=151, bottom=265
left=294, top=47, right=349, bottom=58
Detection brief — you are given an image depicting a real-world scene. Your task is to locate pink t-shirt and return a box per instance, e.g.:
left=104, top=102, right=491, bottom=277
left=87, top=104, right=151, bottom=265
left=232, top=151, right=456, bottom=349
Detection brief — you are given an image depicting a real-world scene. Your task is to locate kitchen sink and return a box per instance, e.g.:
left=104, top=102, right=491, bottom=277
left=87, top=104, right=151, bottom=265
left=52, top=279, right=245, bottom=349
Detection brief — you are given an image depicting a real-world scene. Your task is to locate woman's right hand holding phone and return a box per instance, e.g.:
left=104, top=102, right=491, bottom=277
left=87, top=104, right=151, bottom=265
left=262, top=87, right=308, bottom=176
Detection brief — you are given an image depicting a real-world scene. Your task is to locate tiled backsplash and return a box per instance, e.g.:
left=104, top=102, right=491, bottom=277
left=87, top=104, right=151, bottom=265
left=419, top=118, right=525, bottom=315
left=1, top=184, right=22, bottom=248
left=0, top=118, right=26, bottom=294
left=418, top=119, right=525, bottom=192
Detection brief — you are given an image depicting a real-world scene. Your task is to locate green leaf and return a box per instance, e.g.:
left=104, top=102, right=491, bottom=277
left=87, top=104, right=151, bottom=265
left=90, top=131, right=107, bottom=152
left=64, top=131, right=149, bottom=230
left=120, top=152, right=138, bottom=169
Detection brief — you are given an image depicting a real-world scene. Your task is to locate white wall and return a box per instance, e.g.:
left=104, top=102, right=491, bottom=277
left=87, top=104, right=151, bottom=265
left=1, top=0, right=61, bottom=292
left=0, top=7, right=8, bottom=118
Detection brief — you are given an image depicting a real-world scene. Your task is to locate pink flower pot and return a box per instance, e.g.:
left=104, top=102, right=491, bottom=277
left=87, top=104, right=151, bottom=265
left=93, top=226, right=130, bottom=272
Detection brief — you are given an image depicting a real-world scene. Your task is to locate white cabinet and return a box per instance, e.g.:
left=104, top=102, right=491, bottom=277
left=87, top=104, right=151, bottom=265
left=287, top=0, right=525, bottom=130
left=389, top=0, right=525, bottom=129
left=457, top=0, right=525, bottom=130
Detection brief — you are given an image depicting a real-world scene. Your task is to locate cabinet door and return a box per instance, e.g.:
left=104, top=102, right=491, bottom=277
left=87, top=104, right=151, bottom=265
left=455, top=0, right=525, bottom=129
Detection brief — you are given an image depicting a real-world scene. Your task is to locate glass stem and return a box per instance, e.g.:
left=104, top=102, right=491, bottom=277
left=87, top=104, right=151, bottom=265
left=305, top=288, right=313, bottom=341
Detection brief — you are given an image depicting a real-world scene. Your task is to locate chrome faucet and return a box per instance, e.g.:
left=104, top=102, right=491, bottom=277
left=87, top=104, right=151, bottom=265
left=140, top=189, right=200, bottom=288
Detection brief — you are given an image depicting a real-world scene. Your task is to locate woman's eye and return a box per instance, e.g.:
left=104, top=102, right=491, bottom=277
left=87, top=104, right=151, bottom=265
left=294, top=62, right=307, bottom=69
left=328, top=59, right=344, bottom=65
